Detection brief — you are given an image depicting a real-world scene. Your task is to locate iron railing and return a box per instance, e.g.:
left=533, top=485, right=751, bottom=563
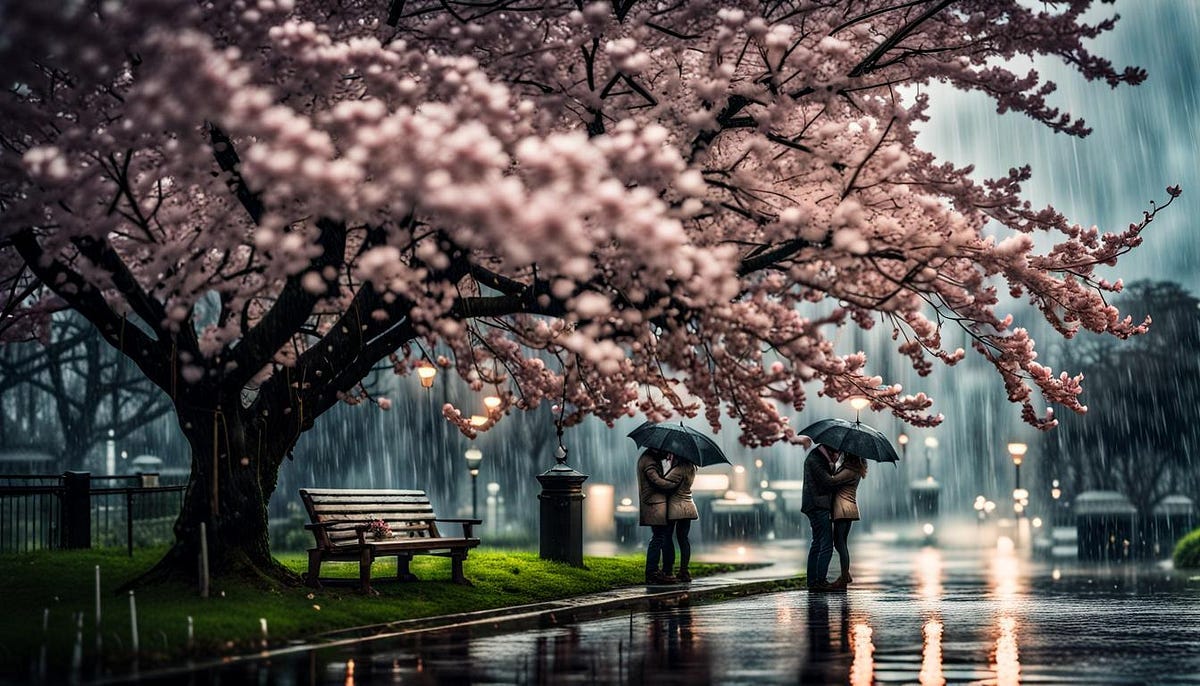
left=0, top=473, right=186, bottom=555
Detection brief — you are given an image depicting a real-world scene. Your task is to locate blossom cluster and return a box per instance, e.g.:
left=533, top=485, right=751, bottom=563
left=0, top=0, right=1173, bottom=446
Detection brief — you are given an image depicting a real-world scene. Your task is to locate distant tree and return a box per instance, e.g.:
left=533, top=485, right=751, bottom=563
left=0, top=1, right=1178, bottom=584
left=1041, top=281, right=1200, bottom=512
left=0, top=314, right=173, bottom=469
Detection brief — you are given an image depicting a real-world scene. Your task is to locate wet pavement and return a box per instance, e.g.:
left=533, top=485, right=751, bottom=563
left=108, top=536, right=1200, bottom=685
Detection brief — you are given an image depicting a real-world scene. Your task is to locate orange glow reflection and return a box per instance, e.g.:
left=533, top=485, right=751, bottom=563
left=850, top=622, right=874, bottom=686
left=916, top=547, right=942, bottom=600
left=345, top=658, right=356, bottom=686
left=993, top=616, right=1021, bottom=686
left=990, top=543, right=1019, bottom=601
left=919, top=619, right=945, bottom=685
left=774, top=595, right=793, bottom=625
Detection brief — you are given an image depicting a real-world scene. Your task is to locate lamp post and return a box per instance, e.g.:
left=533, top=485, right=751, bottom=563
left=923, top=436, right=938, bottom=479
left=1050, top=478, right=1062, bottom=525
left=898, top=434, right=909, bottom=462
left=1008, top=442, right=1027, bottom=517
left=464, top=447, right=483, bottom=519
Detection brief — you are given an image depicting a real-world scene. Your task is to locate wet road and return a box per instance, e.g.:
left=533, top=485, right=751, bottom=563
left=130, top=539, right=1200, bottom=684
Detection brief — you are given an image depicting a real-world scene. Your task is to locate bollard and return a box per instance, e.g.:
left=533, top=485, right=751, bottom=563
left=536, top=450, right=588, bottom=567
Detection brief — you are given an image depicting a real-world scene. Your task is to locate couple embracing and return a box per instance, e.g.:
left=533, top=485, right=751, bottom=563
left=636, top=448, right=698, bottom=584
left=800, top=437, right=868, bottom=591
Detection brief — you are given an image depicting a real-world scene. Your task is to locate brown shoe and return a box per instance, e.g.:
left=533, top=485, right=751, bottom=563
left=676, top=569, right=692, bottom=583
left=646, top=571, right=676, bottom=584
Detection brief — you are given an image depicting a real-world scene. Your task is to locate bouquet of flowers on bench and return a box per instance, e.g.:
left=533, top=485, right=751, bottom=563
left=365, top=518, right=393, bottom=540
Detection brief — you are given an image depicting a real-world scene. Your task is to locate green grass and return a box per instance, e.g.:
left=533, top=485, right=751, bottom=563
left=1174, top=528, right=1200, bottom=569
left=0, top=547, right=745, bottom=671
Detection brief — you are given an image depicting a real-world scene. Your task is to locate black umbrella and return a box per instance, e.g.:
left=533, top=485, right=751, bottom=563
left=797, top=418, right=901, bottom=463
left=627, top=421, right=732, bottom=467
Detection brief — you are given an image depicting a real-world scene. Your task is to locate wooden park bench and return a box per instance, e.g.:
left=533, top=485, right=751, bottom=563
left=299, top=488, right=481, bottom=593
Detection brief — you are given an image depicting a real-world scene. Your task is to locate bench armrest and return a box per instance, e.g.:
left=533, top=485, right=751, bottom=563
left=435, top=518, right=482, bottom=538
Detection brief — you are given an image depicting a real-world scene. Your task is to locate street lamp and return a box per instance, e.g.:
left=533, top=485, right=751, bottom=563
left=898, top=434, right=909, bottom=462
left=416, top=361, right=438, bottom=389
left=849, top=396, right=870, bottom=422
left=483, top=394, right=503, bottom=412
left=1008, top=442, right=1027, bottom=517
left=923, top=436, right=938, bottom=478
left=974, top=495, right=987, bottom=532
left=464, top=447, right=484, bottom=519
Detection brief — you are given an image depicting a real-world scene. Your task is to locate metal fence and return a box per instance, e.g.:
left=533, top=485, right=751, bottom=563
left=0, top=472, right=186, bottom=555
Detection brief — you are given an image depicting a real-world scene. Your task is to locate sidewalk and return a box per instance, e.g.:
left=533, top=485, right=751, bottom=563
left=96, top=552, right=805, bottom=684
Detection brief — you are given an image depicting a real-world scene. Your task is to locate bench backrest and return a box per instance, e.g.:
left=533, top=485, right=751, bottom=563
left=299, top=488, right=441, bottom=548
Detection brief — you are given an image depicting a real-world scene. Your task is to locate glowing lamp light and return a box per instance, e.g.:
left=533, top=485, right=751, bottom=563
left=849, top=397, right=870, bottom=411
left=898, top=434, right=909, bottom=445
left=922, top=523, right=935, bottom=536
left=1051, top=487, right=1062, bottom=500
left=486, top=482, right=501, bottom=496
left=1032, top=517, right=1043, bottom=528
left=416, top=363, right=438, bottom=388
left=754, top=459, right=764, bottom=469
left=620, top=498, right=633, bottom=507
left=761, top=491, right=777, bottom=501
left=469, top=415, right=488, bottom=428
left=984, top=500, right=997, bottom=514
left=760, top=480, right=770, bottom=489
left=464, top=447, right=483, bottom=476
left=1013, top=488, right=1029, bottom=501
left=924, top=436, right=939, bottom=449
left=733, top=465, right=746, bottom=474
left=483, top=395, right=502, bottom=411
left=1007, top=442, right=1027, bottom=465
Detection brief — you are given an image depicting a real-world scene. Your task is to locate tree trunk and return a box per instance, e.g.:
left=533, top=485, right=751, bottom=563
left=129, top=400, right=298, bottom=588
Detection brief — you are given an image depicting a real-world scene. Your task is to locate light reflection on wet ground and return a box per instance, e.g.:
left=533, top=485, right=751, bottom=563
left=120, top=540, right=1200, bottom=684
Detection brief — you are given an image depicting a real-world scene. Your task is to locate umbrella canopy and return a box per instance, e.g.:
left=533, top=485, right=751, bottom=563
left=797, top=418, right=901, bottom=463
left=627, top=421, right=732, bottom=467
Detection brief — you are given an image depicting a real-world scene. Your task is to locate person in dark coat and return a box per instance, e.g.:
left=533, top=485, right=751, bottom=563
left=800, top=440, right=858, bottom=590
left=637, top=448, right=681, bottom=583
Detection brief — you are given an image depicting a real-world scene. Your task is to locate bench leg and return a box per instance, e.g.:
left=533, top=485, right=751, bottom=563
left=304, top=549, right=323, bottom=589
left=450, top=551, right=470, bottom=586
left=396, top=555, right=418, bottom=582
left=360, top=547, right=377, bottom=595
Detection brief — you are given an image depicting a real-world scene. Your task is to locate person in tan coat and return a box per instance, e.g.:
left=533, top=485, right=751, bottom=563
left=830, top=452, right=868, bottom=589
left=637, top=448, right=681, bottom=583
left=663, top=456, right=699, bottom=582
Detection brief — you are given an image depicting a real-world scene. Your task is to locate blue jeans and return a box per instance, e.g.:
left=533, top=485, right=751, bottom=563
left=646, top=523, right=675, bottom=575
left=805, top=509, right=834, bottom=585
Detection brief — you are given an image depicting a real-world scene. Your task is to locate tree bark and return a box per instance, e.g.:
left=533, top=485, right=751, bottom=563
left=128, top=398, right=297, bottom=588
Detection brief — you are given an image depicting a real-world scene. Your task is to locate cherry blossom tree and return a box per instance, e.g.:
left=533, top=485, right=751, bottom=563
left=0, top=0, right=1178, bottom=583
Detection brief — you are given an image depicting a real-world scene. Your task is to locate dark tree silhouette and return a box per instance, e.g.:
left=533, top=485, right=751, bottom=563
left=1041, top=281, right=1200, bottom=513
